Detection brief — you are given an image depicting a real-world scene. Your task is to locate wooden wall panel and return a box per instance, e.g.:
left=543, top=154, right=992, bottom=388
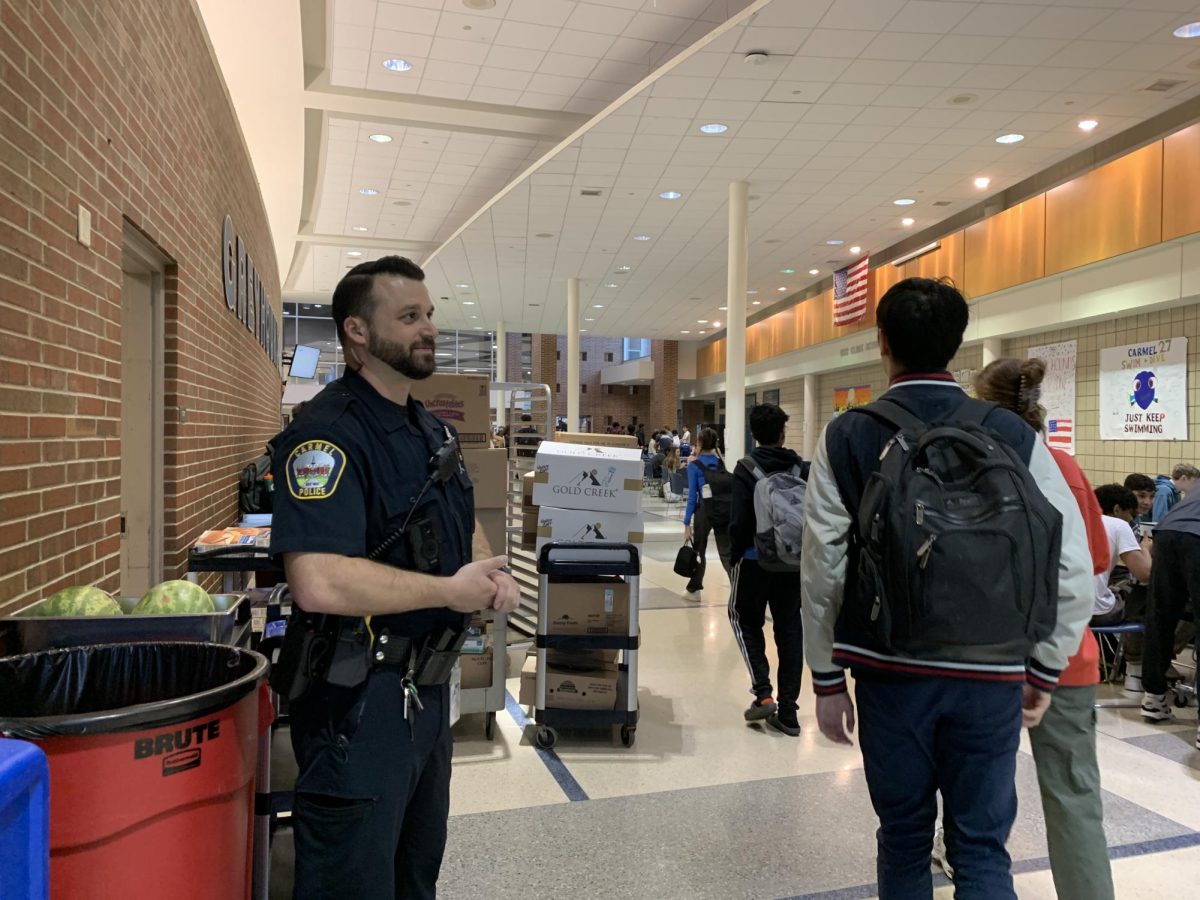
left=871, top=260, right=903, bottom=306
left=964, top=194, right=1046, bottom=298
left=903, top=230, right=965, bottom=287
left=1045, top=141, right=1163, bottom=275
left=1163, top=124, right=1200, bottom=241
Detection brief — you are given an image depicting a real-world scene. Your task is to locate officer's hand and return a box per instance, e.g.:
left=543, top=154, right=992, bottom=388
left=446, top=556, right=504, bottom=612
left=488, top=569, right=520, bottom=614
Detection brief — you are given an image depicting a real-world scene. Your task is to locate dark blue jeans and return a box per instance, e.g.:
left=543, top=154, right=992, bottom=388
left=855, top=676, right=1023, bottom=899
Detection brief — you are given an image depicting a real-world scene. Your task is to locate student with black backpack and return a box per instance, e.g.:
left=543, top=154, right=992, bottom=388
left=681, top=428, right=732, bottom=595
left=728, top=404, right=810, bottom=737
left=800, top=278, right=1094, bottom=898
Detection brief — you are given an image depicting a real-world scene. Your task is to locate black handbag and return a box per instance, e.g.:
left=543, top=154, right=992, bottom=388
left=673, top=540, right=700, bottom=578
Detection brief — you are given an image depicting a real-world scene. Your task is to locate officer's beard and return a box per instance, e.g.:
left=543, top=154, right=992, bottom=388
left=368, top=331, right=437, bottom=380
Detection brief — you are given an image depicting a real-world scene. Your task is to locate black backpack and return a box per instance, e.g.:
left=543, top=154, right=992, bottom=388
left=848, top=398, right=1061, bottom=664
left=691, top=457, right=733, bottom=531
left=238, top=445, right=274, bottom=514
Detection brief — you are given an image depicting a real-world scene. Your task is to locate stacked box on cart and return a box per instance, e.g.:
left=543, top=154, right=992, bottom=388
left=532, top=442, right=643, bottom=514
left=519, top=656, right=618, bottom=710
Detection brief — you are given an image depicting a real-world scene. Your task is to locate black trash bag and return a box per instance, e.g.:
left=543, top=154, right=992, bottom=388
left=0, top=641, right=269, bottom=739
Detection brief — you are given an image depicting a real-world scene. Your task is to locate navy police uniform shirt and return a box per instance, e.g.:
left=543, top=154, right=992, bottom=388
left=269, top=368, right=475, bottom=638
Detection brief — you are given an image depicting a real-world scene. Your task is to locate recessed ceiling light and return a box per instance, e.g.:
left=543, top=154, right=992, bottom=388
left=718, top=306, right=728, bottom=311
left=780, top=267, right=795, bottom=274
left=579, top=329, right=587, bottom=333
left=681, top=330, right=690, bottom=334
left=585, top=318, right=595, bottom=322
left=947, top=93, right=978, bottom=106
left=901, top=217, right=915, bottom=226
left=392, top=200, right=412, bottom=207
left=698, top=330, right=707, bottom=334
left=712, top=321, right=721, bottom=328
left=368, top=134, right=393, bottom=144
left=633, top=234, right=651, bottom=241
left=974, top=176, right=991, bottom=189
left=699, top=123, right=728, bottom=134
left=462, top=0, right=496, bottom=9
left=995, top=133, right=1024, bottom=144
left=593, top=304, right=604, bottom=308
left=808, top=268, right=819, bottom=275
left=474, top=326, right=483, bottom=330
left=849, top=245, right=862, bottom=254
left=1078, top=119, right=1098, bottom=131
left=826, top=239, right=844, bottom=246
left=604, top=282, right=618, bottom=288
left=462, top=301, right=475, bottom=306
left=752, top=300, right=761, bottom=305
left=346, top=251, right=363, bottom=258
left=1174, top=23, right=1200, bottom=38
left=351, top=226, right=368, bottom=232
left=747, top=290, right=758, bottom=295
left=470, top=315, right=478, bottom=319
left=358, top=188, right=379, bottom=196
left=382, top=58, right=413, bottom=72
left=616, top=265, right=631, bottom=272
left=893, top=198, right=916, bottom=206
left=455, top=283, right=470, bottom=288
left=659, top=191, right=682, bottom=200
left=777, top=287, right=787, bottom=292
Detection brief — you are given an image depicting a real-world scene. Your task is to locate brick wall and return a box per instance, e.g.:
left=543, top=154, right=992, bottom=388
left=649, top=339, right=679, bottom=430
left=0, top=0, right=281, bottom=611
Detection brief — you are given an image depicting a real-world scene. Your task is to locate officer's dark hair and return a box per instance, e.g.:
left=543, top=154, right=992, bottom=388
left=876, top=277, right=969, bottom=373
left=1095, top=483, right=1138, bottom=516
left=331, top=255, right=426, bottom=346
left=749, top=403, right=788, bottom=446
left=1124, top=473, right=1155, bottom=494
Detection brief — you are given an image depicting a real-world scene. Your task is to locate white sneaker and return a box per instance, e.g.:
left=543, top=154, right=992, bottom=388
left=1141, top=692, right=1175, bottom=723
left=1123, top=673, right=1143, bottom=696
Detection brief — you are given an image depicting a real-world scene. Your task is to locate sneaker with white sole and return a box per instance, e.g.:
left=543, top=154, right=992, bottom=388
left=1141, top=691, right=1175, bottom=723
left=1123, top=664, right=1143, bottom=696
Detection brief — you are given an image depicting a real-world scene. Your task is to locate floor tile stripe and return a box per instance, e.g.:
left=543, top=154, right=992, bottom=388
left=503, top=690, right=590, bottom=803
left=779, top=831, right=1200, bottom=900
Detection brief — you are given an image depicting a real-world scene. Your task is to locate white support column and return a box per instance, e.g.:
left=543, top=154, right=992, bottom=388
left=493, top=319, right=507, bottom=419
left=567, top=277, right=580, bottom=431
left=803, top=373, right=818, bottom=460
left=725, top=181, right=749, bottom=464
left=982, top=337, right=1003, bottom=368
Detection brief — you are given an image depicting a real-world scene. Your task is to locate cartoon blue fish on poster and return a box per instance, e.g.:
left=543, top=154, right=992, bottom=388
left=1130, top=371, right=1158, bottom=410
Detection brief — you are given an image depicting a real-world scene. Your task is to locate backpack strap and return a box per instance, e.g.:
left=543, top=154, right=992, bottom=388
left=851, top=398, right=925, bottom=434
left=742, top=457, right=767, bottom=481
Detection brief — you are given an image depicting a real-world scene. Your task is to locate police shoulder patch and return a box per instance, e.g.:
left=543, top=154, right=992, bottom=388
left=287, top=439, right=348, bottom=500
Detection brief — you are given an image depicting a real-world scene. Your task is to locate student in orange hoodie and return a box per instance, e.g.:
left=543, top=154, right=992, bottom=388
left=976, top=358, right=1114, bottom=900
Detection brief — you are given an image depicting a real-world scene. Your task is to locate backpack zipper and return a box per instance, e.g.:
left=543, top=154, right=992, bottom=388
left=916, top=534, right=937, bottom=568
left=915, top=501, right=925, bottom=525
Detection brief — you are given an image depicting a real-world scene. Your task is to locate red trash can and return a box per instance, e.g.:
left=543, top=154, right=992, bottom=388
left=0, top=642, right=270, bottom=900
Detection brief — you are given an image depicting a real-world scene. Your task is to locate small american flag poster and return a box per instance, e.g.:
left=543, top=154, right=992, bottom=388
left=1029, top=340, right=1078, bottom=455
left=833, top=256, right=870, bottom=326
left=1047, top=418, right=1073, bottom=449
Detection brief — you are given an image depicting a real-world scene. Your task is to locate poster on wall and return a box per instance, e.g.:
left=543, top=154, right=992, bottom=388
left=833, top=385, right=872, bottom=416
left=1099, top=338, right=1189, bottom=441
left=1028, top=340, right=1077, bottom=456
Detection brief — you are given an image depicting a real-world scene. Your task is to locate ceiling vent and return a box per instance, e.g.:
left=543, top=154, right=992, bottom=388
left=1144, top=79, right=1186, bottom=92
left=932, top=200, right=952, bottom=207
left=580, top=189, right=603, bottom=197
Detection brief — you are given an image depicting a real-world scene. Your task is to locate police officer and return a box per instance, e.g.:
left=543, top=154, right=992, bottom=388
left=270, top=255, right=519, bottom=899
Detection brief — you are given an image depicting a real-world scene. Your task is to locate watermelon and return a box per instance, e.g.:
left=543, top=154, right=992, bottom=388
left=38, top=586, right=122, bottom=617
left=133, top=580, right=216, bottom=615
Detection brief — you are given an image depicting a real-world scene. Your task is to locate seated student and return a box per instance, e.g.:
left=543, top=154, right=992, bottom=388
left=1124, top=473, right=1156, bottom=531
left=1093, top=484, right=1152, bottom=627
left=1119, top=473, right=1156, bottom=691
left=1151, top=464, right=1200, bottom=523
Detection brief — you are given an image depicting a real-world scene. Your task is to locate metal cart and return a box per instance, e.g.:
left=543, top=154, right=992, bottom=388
left=457, top=607, right=508, bottom=740
left=532, top=542, right=640, bottom=749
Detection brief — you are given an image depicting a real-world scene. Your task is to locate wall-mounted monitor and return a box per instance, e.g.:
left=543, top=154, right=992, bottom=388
left=289, top=345, right=320, bottom=380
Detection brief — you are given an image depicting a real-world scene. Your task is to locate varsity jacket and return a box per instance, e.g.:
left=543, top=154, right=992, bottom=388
left=800, top=372, right=1095, bottom=696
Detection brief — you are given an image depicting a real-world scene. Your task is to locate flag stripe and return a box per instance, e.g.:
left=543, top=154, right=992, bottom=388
left=833, top=255, right=870, bottom=326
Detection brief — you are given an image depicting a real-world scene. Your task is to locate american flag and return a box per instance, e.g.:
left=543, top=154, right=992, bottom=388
left=1047, top=418, right=1073, bottom=446
left=833, top=256, right=870, bottom=326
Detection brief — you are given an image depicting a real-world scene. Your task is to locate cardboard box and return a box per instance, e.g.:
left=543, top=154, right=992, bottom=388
left=533, top=442, right=644, bottom=514
left=520, top=506, right=539, bottom=550
left=460, top=647, right=493, bottom=690
left=545, top=648, right=620, bottom=669
left=410, top=373, right=490, bottom=447
left=555, top=431, right=638, bottom=449
left=518, top=656, right=619, bottom=710
left=546, top=579, right=630, bottom=635
left=462, top=448, right=507, bottom=509
left=475, top=508, right=506, bottom=558
left=535, top=506, right=643, bottom=561
left=522, top=470, right=535, bottom=501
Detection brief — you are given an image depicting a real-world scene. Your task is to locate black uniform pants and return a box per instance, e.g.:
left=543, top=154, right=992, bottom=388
left=727, top=558, right=803, bottom=716
left=1143, top=531, right=1200, bottom=696
left=685, top=504, right=732, bottom=592
left=289, top=669, right=451, bottom=900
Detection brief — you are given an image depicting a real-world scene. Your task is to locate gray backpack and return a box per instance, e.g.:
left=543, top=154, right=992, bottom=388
left=744, top=459, right=807, bottom=572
